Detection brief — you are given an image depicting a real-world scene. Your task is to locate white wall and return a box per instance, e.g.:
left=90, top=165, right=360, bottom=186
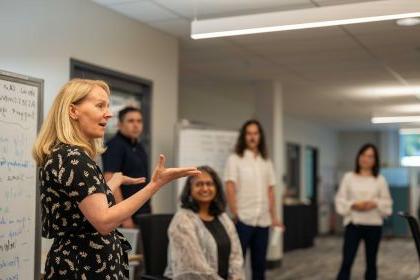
left=284, top=116, right=338, bottom=173
left=284, top=115, right=338, bottom=197
left=337, top=131, right=380, bottom=172
left=179, top=81, right=256, bottom=130
left=0, top=0, right=179, bottom=212
left=337, top=130, right=401, bottom=174
left=378, top=130, right=400, bottom=167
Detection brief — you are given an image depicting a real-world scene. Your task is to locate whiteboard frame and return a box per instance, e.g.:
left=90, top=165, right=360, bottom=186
left=0, top=70, right=44, bottom=280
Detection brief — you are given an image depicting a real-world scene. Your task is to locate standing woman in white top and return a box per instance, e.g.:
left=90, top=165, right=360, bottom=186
left=224, top=119, right=283, bottom=280
left=335, top=143, right=393, bottom=280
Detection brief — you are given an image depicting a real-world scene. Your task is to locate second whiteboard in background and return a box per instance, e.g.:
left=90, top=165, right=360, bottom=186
left=175, top=125, right=238, bottom=203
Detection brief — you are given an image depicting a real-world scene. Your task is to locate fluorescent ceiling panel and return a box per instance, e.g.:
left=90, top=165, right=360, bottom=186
left=191, top=0, right=420, bottom=39
left=372, top=116, right=420, bottom=124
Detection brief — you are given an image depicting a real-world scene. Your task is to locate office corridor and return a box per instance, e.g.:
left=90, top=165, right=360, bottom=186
left=267, top=236, right=418, bottom=280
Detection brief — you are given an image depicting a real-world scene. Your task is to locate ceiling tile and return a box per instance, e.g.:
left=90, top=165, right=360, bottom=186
left=153, top=0, right=312, bottom=19
left=108, top=1, right=180, bottom=22
left=315, top=0, right=381, bottom=6
left=148, top=18, right=190, bottom=37
left=92, top=0, right=143, bottom=6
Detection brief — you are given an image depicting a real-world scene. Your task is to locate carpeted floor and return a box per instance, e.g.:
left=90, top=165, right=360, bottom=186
left=267, top=236, right=419, bottom=280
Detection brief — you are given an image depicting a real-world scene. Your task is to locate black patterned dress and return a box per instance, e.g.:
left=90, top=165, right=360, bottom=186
left=40, top=143, right=131, bottom=279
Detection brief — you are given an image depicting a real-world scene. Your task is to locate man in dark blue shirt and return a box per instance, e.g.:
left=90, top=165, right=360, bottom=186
left=102, top=106, right=150, bottom=228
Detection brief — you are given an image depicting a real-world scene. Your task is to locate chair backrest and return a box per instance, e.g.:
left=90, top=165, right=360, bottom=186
left=398, top=212, right=420, bottom=262
left=137, top=214, right=174, bottom=276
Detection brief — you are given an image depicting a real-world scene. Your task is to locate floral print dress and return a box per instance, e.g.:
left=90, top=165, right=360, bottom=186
left=40, top=143, right=131, bottom=279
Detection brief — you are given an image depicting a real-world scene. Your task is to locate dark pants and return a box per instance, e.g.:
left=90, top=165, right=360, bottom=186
left=337, top=223, right=382, bottom=280
left=236, top=220, right=269, bottom=280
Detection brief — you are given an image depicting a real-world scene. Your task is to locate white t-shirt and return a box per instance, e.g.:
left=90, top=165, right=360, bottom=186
left=224, top=150, right=276, bottom=227
left=335, top=172, right=393, bottom=226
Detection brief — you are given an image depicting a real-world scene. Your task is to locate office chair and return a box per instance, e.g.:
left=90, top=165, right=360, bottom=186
left=398, top=212, right=420, bottom=280
left=398, top=212, right=420, bottom=263
left=136, top=214, right=173, bottom=280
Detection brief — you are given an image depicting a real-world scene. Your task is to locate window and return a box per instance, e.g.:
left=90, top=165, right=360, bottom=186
left=400, top=129, right=420, bottom=166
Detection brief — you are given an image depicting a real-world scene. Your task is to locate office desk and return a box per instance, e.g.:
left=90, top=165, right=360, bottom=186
left=283, top=204, right=317, bottom=252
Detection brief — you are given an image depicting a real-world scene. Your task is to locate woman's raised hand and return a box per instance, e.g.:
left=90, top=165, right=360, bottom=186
left=151, top=154, right=200, bottom=188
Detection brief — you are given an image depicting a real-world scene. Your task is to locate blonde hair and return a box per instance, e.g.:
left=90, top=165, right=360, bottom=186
left=33, top=79, right=110, bottom=166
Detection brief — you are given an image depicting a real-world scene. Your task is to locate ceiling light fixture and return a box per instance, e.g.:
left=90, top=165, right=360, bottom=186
left=371, top=116, right=420, bottom=124
left=396, top=17, right=420, bottom=26
left=191, top=0, right=420, bottom=39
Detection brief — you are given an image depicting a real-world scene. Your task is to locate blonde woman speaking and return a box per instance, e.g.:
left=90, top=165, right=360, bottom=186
left=33, top=79, right=199, bottom=279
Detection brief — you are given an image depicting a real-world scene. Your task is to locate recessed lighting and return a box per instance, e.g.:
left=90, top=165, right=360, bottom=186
left=396, top=17, right=420, bottom=26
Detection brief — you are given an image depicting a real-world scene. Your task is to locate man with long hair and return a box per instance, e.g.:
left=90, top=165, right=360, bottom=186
left=224, top=119, right=282, bottom=280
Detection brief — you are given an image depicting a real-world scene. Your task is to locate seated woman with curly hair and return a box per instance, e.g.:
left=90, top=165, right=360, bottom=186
left=165, top=166, right=244, bottom=280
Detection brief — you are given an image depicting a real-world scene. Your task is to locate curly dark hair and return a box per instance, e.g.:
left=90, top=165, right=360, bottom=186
left=235, top=119, right=268, bottom=159
left=180, top=166, right=226, bottom=216
left=354, top=143, right=380, bottom=177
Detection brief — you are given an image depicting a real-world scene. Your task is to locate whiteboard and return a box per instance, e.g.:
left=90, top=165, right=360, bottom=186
left=0, top=70, right=43, bottom=280
left=175, top=124, right=238, bottom=199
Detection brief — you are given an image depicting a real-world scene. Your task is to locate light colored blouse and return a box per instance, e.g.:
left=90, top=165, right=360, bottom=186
left=335, top=172, right=393, bottom=226
left=164, top=209, right=245, bottom=280
left=224, top=150, right=276, bottom=227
